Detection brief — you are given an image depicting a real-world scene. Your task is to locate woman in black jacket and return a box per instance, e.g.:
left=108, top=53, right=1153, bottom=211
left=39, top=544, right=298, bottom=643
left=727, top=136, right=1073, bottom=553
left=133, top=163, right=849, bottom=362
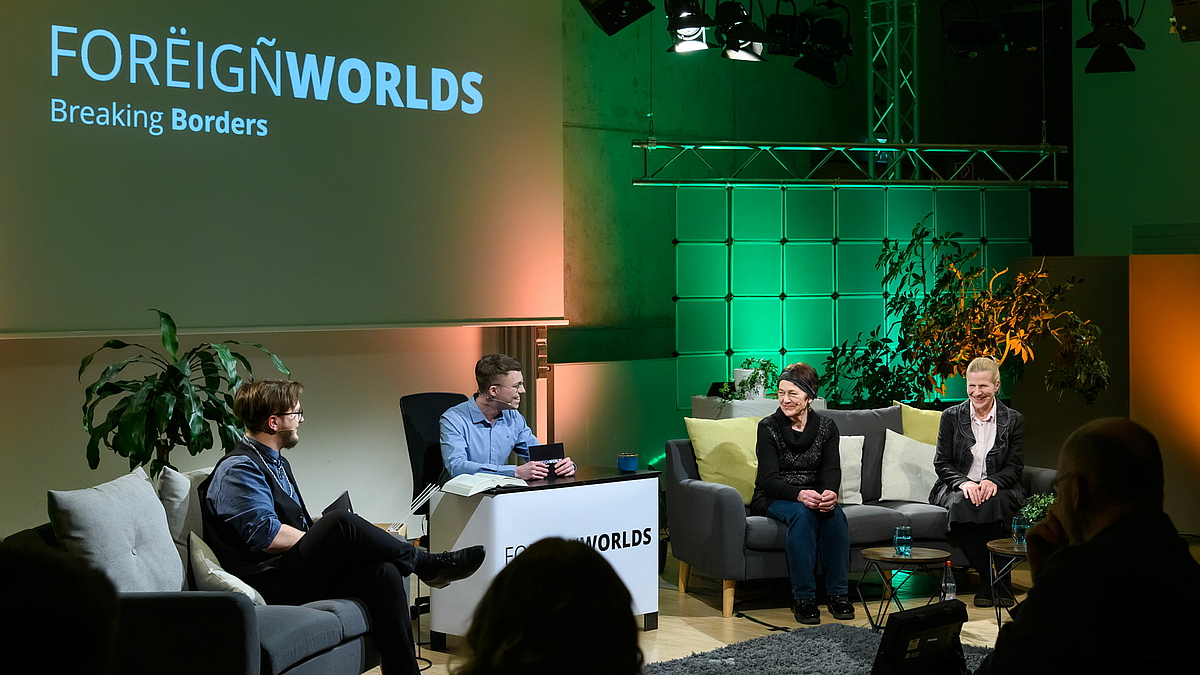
left=751, top=362, right=854, bottom=625
left=929, top=356, right=1026, bottom=607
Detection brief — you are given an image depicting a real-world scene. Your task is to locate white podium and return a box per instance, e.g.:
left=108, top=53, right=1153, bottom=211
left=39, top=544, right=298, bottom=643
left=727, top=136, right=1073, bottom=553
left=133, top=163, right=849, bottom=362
left=429, top=467, right=660, bottom=647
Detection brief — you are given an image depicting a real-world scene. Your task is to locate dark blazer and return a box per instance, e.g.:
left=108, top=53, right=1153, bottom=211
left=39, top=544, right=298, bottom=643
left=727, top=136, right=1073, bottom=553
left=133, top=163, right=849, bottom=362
left=928, top=399, right=1026, bottom=505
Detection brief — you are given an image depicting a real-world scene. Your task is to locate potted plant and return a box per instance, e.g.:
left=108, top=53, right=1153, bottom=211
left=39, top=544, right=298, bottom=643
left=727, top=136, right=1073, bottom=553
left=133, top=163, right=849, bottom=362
left=79, top=310, right=291, bottom=477
left=1020, top=493, right=1056, bottom=523
left=719, top=357, right=780, bottom=402
left=824, top=217, right=1110, bottom=408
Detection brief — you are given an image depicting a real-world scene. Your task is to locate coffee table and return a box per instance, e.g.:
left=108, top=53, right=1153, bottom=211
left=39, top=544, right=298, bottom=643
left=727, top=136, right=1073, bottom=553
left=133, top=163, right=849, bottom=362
left=987, top=538, right=1027, bottom=628
left=857, top=546, right=952, bottom=632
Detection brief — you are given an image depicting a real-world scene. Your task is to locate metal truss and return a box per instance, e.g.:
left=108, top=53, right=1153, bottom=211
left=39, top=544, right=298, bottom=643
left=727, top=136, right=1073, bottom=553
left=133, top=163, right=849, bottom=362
left=631, top=140, right=1068, bottom=187
left=868, top=0, right=919, bottom=178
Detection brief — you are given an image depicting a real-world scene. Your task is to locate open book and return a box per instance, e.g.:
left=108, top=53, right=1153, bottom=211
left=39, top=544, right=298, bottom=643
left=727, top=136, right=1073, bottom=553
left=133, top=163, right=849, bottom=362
left=442, top=473, right=526, bottom=497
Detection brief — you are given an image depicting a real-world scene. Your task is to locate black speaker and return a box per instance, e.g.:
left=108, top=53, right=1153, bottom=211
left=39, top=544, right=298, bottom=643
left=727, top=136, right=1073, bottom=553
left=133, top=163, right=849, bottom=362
left=579, top=0, right=656, bottom=36
left=872, top=600, right=969, bottom=675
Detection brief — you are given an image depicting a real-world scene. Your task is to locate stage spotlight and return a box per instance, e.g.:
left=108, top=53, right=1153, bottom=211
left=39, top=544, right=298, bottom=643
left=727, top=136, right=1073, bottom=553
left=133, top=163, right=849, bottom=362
left=1075, top=0, right=1145, bottom=73
left=579, top=0, right=656, bottom=36
left=665, top=0, right=717, bottom=52
left=765, top=8, right=806, bottom=57
left=716, top=1, right=768, bottom=61
left=793, top=2, right=854, bottom=86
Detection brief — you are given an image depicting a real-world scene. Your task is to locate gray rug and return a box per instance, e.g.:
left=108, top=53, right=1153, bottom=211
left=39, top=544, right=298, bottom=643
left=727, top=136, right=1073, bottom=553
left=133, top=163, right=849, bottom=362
left=644, top=623, right=991, bottom=675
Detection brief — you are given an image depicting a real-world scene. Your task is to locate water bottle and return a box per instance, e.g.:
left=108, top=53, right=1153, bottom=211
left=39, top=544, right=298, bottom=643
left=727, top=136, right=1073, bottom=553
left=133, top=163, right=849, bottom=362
left=893, top=526, right=912, bottom=556
left=941, top=561, right=957, bottom=601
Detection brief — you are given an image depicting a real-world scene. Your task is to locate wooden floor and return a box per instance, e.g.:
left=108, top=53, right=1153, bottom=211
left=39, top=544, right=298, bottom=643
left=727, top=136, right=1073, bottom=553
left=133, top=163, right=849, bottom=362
left=369, top=550, right=1029, bottom=675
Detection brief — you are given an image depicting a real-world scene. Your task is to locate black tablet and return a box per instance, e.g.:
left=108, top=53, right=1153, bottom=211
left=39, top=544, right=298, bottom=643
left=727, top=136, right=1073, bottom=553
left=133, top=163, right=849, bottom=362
left=528, top=442, right=565, bottom=462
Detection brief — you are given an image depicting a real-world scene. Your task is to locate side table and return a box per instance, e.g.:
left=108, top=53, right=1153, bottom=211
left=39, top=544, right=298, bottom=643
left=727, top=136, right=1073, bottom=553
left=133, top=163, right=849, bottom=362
left=987, top=538, right=1027, bottom=628
left=857, top=546, right=952, bottom=632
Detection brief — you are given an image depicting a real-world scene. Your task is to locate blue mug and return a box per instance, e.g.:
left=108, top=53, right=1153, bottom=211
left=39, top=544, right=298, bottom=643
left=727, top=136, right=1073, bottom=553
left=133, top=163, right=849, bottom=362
left=617, top=453, right=638, bottom=472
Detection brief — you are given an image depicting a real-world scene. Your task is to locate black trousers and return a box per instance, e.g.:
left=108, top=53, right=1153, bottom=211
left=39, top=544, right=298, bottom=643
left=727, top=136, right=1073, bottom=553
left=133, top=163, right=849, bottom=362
left=253, top=510, right=423, bottom=675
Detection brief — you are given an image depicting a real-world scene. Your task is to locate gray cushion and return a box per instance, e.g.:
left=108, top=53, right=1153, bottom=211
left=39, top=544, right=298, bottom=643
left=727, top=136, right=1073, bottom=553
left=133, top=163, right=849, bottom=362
left=878, top=501, right=950, bottom=540
left=304, top=598, right=372, bottom=639
left=842, top=504, right=909, bottom=545
left=821, top=406, right=902, bottom=503
left=158, top=466, right=213, bottom=586
left=745, top=515, right=787, bottom=550
left=255, top=604, right=345, bottom=675
left=47, top=468, right=184, bottom=593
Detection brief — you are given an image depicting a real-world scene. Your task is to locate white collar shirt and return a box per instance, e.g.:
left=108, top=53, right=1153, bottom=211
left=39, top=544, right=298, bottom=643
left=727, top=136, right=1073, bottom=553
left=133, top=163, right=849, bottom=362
left=967, top=403, right=997, bottom=482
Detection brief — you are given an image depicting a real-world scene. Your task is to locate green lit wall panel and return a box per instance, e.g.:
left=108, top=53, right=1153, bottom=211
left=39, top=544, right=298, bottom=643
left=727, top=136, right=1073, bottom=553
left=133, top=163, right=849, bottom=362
left=784, top=298, right=834, bottom=350
left=732, top=351, right=784, bottom=373
left=986, top=242, right=1033, bottom=276
left=783, top=243, right=834, bottom=296
left=837, top=243, right=886, bottom=295
left=886, top=189, right=933, bottom=241
left=673, top=186, right=1034, bottom=407
left=984, top=189, right=1031, bottom=238
left=676, top=243, right=728, bottom=297
left=785, top=188, right=835, bottom=239
left=732, top=188, right=783, bottom=240
left=935, top=189, right=982, bottom=238
left=677, top=354, right=729, bottom=409
left=677, top=187, right=728, bottom=241
left=731, top=297, right=782, bottom=351
left=676, top=299, right=726, bottom=353
left=837, top=188, right=885, bottom=239
left=730, top=243, right=782, bottom=295
left=836, top=296, right=884, bottom=343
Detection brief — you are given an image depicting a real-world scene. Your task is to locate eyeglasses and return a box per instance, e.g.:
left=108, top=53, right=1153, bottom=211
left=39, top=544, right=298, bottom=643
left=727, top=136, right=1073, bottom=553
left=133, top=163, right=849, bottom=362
left=496, top=383, right=525, bottom=391
left=274, top=410, right=304, bottom=420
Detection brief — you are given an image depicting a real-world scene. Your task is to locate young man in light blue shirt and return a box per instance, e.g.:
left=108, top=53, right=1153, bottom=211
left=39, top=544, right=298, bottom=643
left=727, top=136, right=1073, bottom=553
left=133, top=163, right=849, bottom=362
left=440, top=353, right=576, bottom=479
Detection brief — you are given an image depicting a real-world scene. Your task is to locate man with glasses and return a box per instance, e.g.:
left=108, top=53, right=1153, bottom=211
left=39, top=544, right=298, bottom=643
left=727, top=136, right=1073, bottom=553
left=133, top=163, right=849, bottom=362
left=972, top=418, right=1199, bottom=673
left=200, top=379, right=485, bottom=675
left=440, top=353, right=575, bottom=479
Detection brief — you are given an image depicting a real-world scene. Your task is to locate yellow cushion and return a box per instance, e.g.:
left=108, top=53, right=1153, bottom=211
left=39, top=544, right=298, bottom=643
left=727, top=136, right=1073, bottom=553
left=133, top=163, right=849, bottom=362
left=684, top=416, right=761, bottom=504
left=895, top=401, right=942, bottom=445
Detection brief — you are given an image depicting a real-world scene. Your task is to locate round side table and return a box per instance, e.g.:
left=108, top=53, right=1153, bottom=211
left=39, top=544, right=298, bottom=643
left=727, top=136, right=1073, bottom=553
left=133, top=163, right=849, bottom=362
left=987, top=538, right=1027, bottom=628
left=857, top=546, right=952, bottom=632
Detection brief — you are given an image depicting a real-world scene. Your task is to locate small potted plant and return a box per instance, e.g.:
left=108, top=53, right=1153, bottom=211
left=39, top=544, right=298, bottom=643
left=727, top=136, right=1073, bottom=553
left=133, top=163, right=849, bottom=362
left=719, top=358, right=780, bottom=402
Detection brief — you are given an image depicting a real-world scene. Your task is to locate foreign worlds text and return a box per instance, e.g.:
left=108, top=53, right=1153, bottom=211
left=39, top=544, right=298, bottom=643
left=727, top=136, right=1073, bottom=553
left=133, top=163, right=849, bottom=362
left=50, top=24, right=484, bottom=114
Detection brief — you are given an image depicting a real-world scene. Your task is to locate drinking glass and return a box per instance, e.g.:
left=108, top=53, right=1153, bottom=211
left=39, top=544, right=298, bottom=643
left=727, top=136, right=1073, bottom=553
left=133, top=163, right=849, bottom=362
left=1011, top=515, right=1030, bottom=549
left=893, top=525, right=912, bottom=556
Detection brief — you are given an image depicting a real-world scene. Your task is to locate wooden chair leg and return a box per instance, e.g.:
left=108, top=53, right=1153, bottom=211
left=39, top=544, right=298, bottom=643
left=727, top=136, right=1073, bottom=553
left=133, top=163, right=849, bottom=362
left=677, top=561, right=690, bottom=594
left=722, top=580, right=736, bottom=618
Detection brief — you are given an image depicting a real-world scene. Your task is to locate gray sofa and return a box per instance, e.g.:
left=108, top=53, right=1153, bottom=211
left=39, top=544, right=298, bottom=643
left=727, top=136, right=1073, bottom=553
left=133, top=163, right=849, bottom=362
left=665, top=404, right=1056, bottom=617
left=3, top=467, right=383, bottom=675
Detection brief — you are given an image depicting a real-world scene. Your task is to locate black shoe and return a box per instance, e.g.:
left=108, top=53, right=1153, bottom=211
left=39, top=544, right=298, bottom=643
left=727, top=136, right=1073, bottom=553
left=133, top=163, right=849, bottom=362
left=827, top=594, right=855, bottom=620
left=419, top=546, right=486, bottom=589
left=973, top=589, right=994, bottom=607
left=792, top=598, right=820, bottom=625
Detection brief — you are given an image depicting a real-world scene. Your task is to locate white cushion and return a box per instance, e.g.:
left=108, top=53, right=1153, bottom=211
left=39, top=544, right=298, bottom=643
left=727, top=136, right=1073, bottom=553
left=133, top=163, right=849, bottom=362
left=48, top=467, right=184, bottom=593
left=189, top=532, right=267, bottom=606
left=879, top=428, right=939, bottom=503
left=837, top=435, right=865, bottom=505
left=157, top=466, right=214, bottom=588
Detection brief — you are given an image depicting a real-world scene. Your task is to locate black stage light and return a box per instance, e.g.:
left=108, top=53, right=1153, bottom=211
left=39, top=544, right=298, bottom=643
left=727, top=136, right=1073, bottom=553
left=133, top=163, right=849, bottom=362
left=1075, top=0, right=1145, bottom=73
left=1171, top=0, right=1200, bottom=43
left=665, top=0, right=718, bottom=52
left=716, top=1, right=769, bottom=61
left=579, top=0, right=656, bottom=36
left=765, top=6, right=807, bottom=57
left=793, top=2, right=853, bottom=86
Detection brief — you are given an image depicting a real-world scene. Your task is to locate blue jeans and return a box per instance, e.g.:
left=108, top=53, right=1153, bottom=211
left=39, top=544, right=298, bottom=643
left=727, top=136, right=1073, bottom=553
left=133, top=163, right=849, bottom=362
left=765, top=500, right=850, bottom=601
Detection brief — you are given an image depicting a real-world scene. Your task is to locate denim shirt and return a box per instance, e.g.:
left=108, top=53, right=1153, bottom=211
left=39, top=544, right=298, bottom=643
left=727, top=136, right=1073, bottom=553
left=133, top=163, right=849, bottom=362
left=204, top=437, right=310, bottom=553
left=439, top=396, right=540, bottom=478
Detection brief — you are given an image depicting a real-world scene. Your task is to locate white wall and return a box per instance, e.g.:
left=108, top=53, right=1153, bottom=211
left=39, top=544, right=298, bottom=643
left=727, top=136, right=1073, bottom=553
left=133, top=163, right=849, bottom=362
left=0, top=326, right=483, bottom=536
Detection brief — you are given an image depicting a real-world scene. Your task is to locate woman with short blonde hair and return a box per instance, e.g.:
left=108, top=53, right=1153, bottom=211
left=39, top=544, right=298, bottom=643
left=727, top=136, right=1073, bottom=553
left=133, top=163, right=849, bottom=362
left=929, top=355, right=1026, bottom=607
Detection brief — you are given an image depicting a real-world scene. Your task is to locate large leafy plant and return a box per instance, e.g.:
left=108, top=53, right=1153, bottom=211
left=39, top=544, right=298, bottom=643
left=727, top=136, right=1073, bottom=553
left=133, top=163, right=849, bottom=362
left=718, top=357, right=780, bottom=401
left=79, top=310, right=291, bottom=477
left=824, top=218, right=1110, bottom=408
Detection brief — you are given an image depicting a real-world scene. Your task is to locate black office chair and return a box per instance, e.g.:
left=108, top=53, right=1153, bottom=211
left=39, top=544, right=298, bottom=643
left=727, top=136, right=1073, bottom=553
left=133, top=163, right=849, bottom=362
left=399, top=392, right=468, bottom=516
